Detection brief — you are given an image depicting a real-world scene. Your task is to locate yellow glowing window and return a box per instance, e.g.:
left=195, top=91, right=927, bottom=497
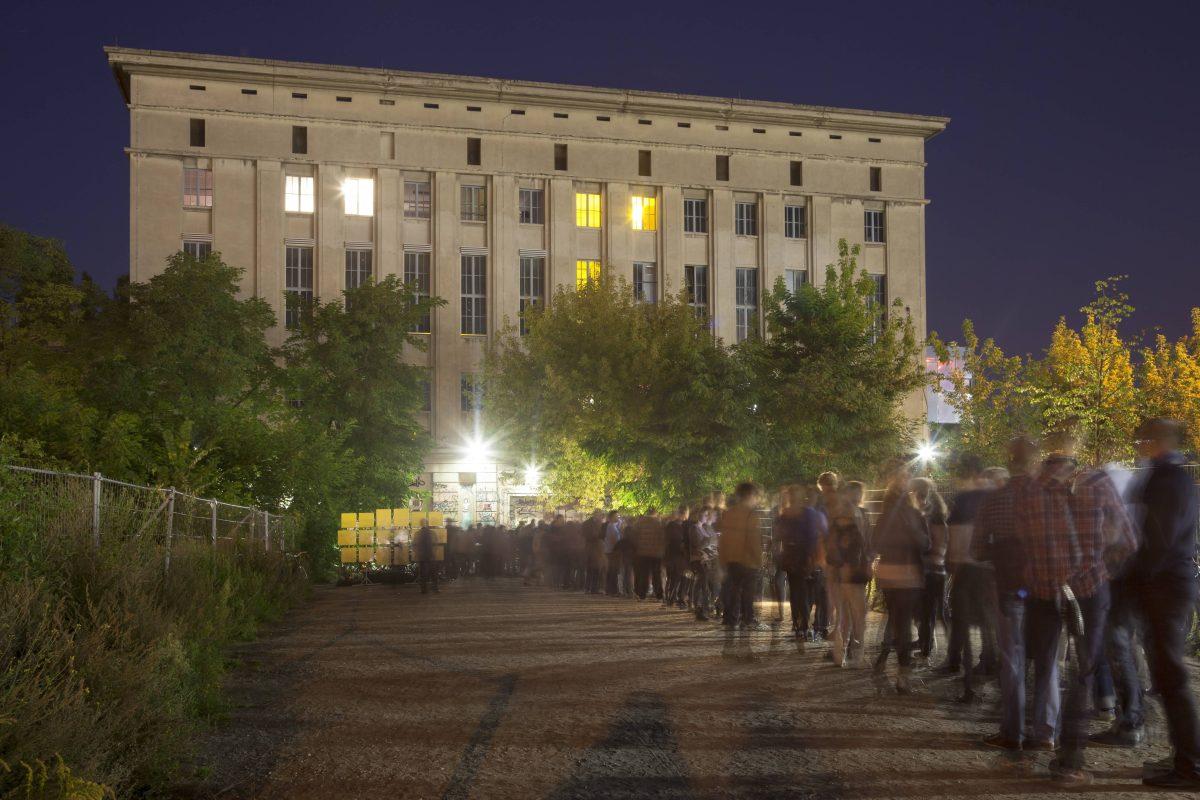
left=575, top=193, right=601, bottom=228
left=576, top=260, right=601, bottom=289
left=631, top=196, right=657, bottom=231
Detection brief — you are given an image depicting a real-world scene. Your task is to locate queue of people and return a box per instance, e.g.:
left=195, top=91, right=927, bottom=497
left=414, top=416, right=1199, bottom=789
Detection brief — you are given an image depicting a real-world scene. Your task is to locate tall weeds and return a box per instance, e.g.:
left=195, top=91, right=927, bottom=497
left=0, top=467, right=308, bottom=796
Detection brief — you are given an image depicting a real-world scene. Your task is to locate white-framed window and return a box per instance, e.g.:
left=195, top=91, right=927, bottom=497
left=404, top=181, right=431, bottom=219
left=631, top=196, right=657, bottom=231
left=575, top=193, right=601, bottom=227
left=685, top=265, right=708, bottom=316
left=182, top=240, right=211, bottom=259
left=404, top=252, right=431, bottom=333
left=461, top=373, right=484, bottom=412
left=735, top=202, right=758, bottom=236
left=785, top=269, right=808, bottom=295
left=183, top=168, right=212, bottom=208
left=461, top=185, right=487, bottom=222
left=784, top=205, right=806, bottom=239
left=684, top=198, right=707, bottom=234
left=285, top=176, right=314, bottom=214
left=735, top=268, right=758, bottom=343
left=865, top=209, right=886, bottom=243
left=519, top=256, right=544, bottom=336
left=519, top=188, right=544, bottom=225
left=343, top=178, right=374, bottom=216
left=285, top=245, right=314, bottom=329
left=461, top=254, right=487, bottom=334
left=633, top=262, right=657, bottom=303
left=345, top=249, right=372, bottom=291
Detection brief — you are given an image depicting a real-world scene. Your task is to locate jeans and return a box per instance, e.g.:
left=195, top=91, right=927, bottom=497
left=1019, top=594, right=1064, bottom=744
left=1105, top=579, right=1144, bottom=729
left=830, top=579, right=867, bottom=665
left=635, top=556, right=663, bottom=600
left=995, top=591, right=1058, bottom=744
left=722, top=563, right=759, bottom=627
left=918, top=571, right=948, bottom=657
left=875, top=587, right=919, bottom=670
left=785, top=568, right=813, bottom=630
left=1138, top=576, right=1200, bottom=774
left=418, top=559, right=439, bottom=593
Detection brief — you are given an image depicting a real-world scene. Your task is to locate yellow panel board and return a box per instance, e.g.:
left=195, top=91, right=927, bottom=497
left=340, top=512, right=358, bottom=529
left=426, top=512, right=444, bottom=527
left=338, top=545, right=358, bottom=564
left=337, top=529, right=357, bottom=547
left=392, top=508, right=410, bottom=526
left=356, top=530, right=375, bottom=547
left=358, top=512, right=375, bottom=529
left=434, top=527, right=448, bottom=545
left=375, top=509, right=393, bottom=528
left=374, top=547, right=393, bottom=565
left=433, top=544, right=445, bottom=562
left=394, top=546, right=411, bottom=565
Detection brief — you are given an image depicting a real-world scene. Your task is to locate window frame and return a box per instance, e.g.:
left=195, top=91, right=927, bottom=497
left=182, top=167, right=213, bottom=208
left=284, top=245, right=314, bottom=330
left=631, top=195, right=657, bottom=231
left=518, top=188, right=545, bottom=225
left=685, top=264, right=709, bottom=316
left=575, top=259, right=601, bottom=289
left=864, top=209, right=886, bottom=244
left=735, top=201, right=758, bottom=236
left=461, top=185, right=487, bottom=223
left=575, top=192, right=602, bottom=228
left=344, top=248, right=373, bottom=292
left=404, top=251, right=432, bottom=333
left=403, top=181, right=431, bottom=219
left=343, top=177, right=375, bottom=217
left=633, top=262, right=657, bottom=303
left=460, top=254, right=487, bottom=335
left=784, top=269, right=808, bottom=295
left=735, top=267, right=759, bottom=343
left=784, top=204, right=807, bottom=239
left=683, top=198, right=708, bottom=234
left=182, top=240, right=211, bottom=260
left=460, top=373, right=484, bottom=413
left=519, top=255, right=545, bottom=336
left=284, top=175, right=314, bottom=214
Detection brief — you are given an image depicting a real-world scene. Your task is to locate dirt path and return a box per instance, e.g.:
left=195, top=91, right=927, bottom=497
left=176, top=578, right=1194, bottom=799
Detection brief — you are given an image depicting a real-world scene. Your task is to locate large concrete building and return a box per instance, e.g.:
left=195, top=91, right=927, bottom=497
left=107, top=47, right=948, bottom=524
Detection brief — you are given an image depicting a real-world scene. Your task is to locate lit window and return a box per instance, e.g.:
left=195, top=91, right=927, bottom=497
left=404, top=181, right=431, bottom=219
left=183, top=168, right=212, bottom=208
left=784, top=205, right=806, bottom=239
left=684, top=199, right=707, bottom=234
left=575, top=193, right=601, bottom=227
left=865, top=209, right=885, bottom=243
left=285, top=176, right=314, bottom=213
left=685, top=265, right=708, bottom=317
left=461, top=185, right=487, bottom=222
left=735, top=268, right=758, bottom=343
left=404, top=252, right=431, bottom=333
left=785, top=269, right=808, bottom=295
left=576, top=260, right=601, bottom=289
left=345, top=249, right=372, bottom=291
left=735, top=202, right=757, bottom=236
left=461, top=254, right=487, bottom=334
left=631, top=196, right=657, bottom=231
left=519, top=189, right=544, bottom=225
left=519, top=256, right=545, bottom=336
left=633, top=262, right=657, bottom=302
left=343, top=178, right=374, bottom=216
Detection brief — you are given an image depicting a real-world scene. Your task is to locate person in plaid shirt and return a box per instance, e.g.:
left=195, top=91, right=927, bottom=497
left=1013, top=430, right=1137, bottom=785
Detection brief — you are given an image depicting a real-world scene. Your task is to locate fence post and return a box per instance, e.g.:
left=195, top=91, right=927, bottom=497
left=91, top=472, right=102, bottom=549
left=210, top=500, right=218, bottom=547
left=164, top=487, right=176, bottom=575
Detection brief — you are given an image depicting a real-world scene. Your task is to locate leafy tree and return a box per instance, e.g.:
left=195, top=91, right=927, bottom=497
left=1141, top=308, right=1200, bottom=456
left=0, top=223, right=74, bottom=305
left=483, top=274, right=752, bottom=509
left=740, top=240, right=925, bottom=486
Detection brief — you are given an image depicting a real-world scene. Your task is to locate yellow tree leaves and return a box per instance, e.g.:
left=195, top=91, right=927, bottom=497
left=1142, top=308, right=1200, bottom=453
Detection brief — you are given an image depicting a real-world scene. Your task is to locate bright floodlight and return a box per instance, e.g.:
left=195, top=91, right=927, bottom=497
left=916, top=442, right=939, bottom=463
left=524, top=464, right=542, bottom=487
left=461, top=435, right=493, bottom=468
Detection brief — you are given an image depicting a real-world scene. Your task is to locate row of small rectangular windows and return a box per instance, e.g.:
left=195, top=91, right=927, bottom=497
left=186, top=120, right=885, bottom=190
left=189, top=169, right=883, bottom=240
left=184, top=92, right=884, bottom=143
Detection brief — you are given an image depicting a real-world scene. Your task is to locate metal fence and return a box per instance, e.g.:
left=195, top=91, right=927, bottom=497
left=4, top=465, right=293, bottom=572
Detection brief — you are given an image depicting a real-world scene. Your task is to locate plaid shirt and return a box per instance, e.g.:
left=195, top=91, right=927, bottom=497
left=972, top=476, right=1031, bottom=594
left=1014, top=458, right=1137, bottom=601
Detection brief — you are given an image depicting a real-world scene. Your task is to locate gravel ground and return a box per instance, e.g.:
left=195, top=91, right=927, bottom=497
left=170, top=577, right=1197, bottom=799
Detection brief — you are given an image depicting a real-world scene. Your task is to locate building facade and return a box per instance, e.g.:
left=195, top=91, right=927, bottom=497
left=107, top=47, right=948, bottom=524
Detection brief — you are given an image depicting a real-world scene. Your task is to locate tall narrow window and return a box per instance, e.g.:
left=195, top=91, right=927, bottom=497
left=576, top=260, right=601, bottom=289
left=343, top=178, right=374, bottom=216
left=867, top=273, right=887, bottom=340
left=716, top=155, right=729, bottom=181
left=554, top=143, right=568, bottom=171
left=864, top=209, right=886, bottom=243
left=631, top=196, right=657, bottom=231
left=684, top=198, right=708, bottom=234
left=404, top=252, right=431, bottom=333
left=735, top=202, right=758, bottom=236
left=790, top=160, right=803, bottom=186
left=870, top=166, right=882, bottom=192
left=345, top=249, right=372, bottom=291
left=284, top=246, right=314, bottom=330
left=575, top=193, right=601, bottom=227
left=182, top=240, right=211, bottom=259
left=633, top=262, right=657, bottom=303
left=420, top=373, right=432, bottom=413
left=519, top=188, right=544, bottom=224
left=467, top=137, right=482, bottom=166
left=785, top=269, right=808, bottom=295
left=685, top=265, right=709, bottom=317
left=285, top=176, right=314, bottom=213
left=784, top=205, right=806, bottom=239
left=461, top=254, right=487, bottom=335
left=461, top=374, right=484, bottom=413
left=404, top=181, right=431, bottom=219
left=189, top=118, right=205, bottom=147
left=183, top=168, right=212, bottom=208
left=519, top=256, right=545, bottom=336
left=461, top=185, right=487, bottom=222
left=735, top=268, right=758, bottom=343
left=292, top=125, right=308, bottom=155
left=638, top=150, right=652, bottom=177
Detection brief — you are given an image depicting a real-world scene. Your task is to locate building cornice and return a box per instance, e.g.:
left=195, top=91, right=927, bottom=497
left=105, top=47, right=950, bottom=141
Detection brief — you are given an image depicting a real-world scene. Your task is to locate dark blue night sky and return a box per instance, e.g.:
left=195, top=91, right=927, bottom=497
left=2, top=0, right=1196, bottom=357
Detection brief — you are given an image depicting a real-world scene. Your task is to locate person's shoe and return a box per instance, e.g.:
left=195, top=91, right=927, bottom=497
left=1144, top=769, right=1200, bottom=789
left=1024, top=738, right=1055, bottom=752
left=1093, top=706, right=1117, bottom=723
left=1048, top=759, right=1093, bottom=785
left=982, top=733, right=1022, bottom=751
left=896, top=670, right=914, bottom=695
left=1089, top=726, right=1145, bottom=748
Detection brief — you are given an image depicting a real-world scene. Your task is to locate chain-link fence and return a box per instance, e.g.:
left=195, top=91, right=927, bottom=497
left=5, top=466, right=294, bottom=573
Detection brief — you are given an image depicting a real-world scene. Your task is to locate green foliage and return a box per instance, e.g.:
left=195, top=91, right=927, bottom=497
left=741, top=240, right=925, bottom=486
left=484, top=274, right=753, bottom=508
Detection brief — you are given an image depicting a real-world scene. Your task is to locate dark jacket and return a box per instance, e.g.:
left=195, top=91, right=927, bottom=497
left=414, top=526, right=436, bottom=561
left=1130, top=454, right=1199, bottom=581
left=872, top=496, right=930, bottom=590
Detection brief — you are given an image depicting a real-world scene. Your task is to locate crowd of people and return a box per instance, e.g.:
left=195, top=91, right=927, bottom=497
left=411, top=417, right=1199, bottom=789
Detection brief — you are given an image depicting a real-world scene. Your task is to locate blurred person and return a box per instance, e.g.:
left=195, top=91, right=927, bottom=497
left=872, top=463, right=930, bottom=694
left=912, top=477, right=949, bottom=662
left=582, top=509, right=607, bottom=595
left=776, top=485, right=825, bottom=640
left=414, top=518, right=439, bottom=594
left=603, top=510, right=623, bottom=595
left=517, top=521, right=535, bottom=585
left=1015, top=430, right=1137, bottom=785
left=719, top=483, right=763, bottom=629
left=826, top=482, right=873, bottom=667
left=1127, top=419, right=1200, bottom=789
left=564, top=517, right=586, bottom=590
left=813, top=471, right=840, bottom=637
left=688, top=507, right=717, bottom=620
left=664, top=506, right=690, bottom=608
left=633, top=509, right=666, bottom=600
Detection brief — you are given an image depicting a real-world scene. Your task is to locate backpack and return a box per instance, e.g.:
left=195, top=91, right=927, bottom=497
left=828, top=511, right=870, bottom=583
